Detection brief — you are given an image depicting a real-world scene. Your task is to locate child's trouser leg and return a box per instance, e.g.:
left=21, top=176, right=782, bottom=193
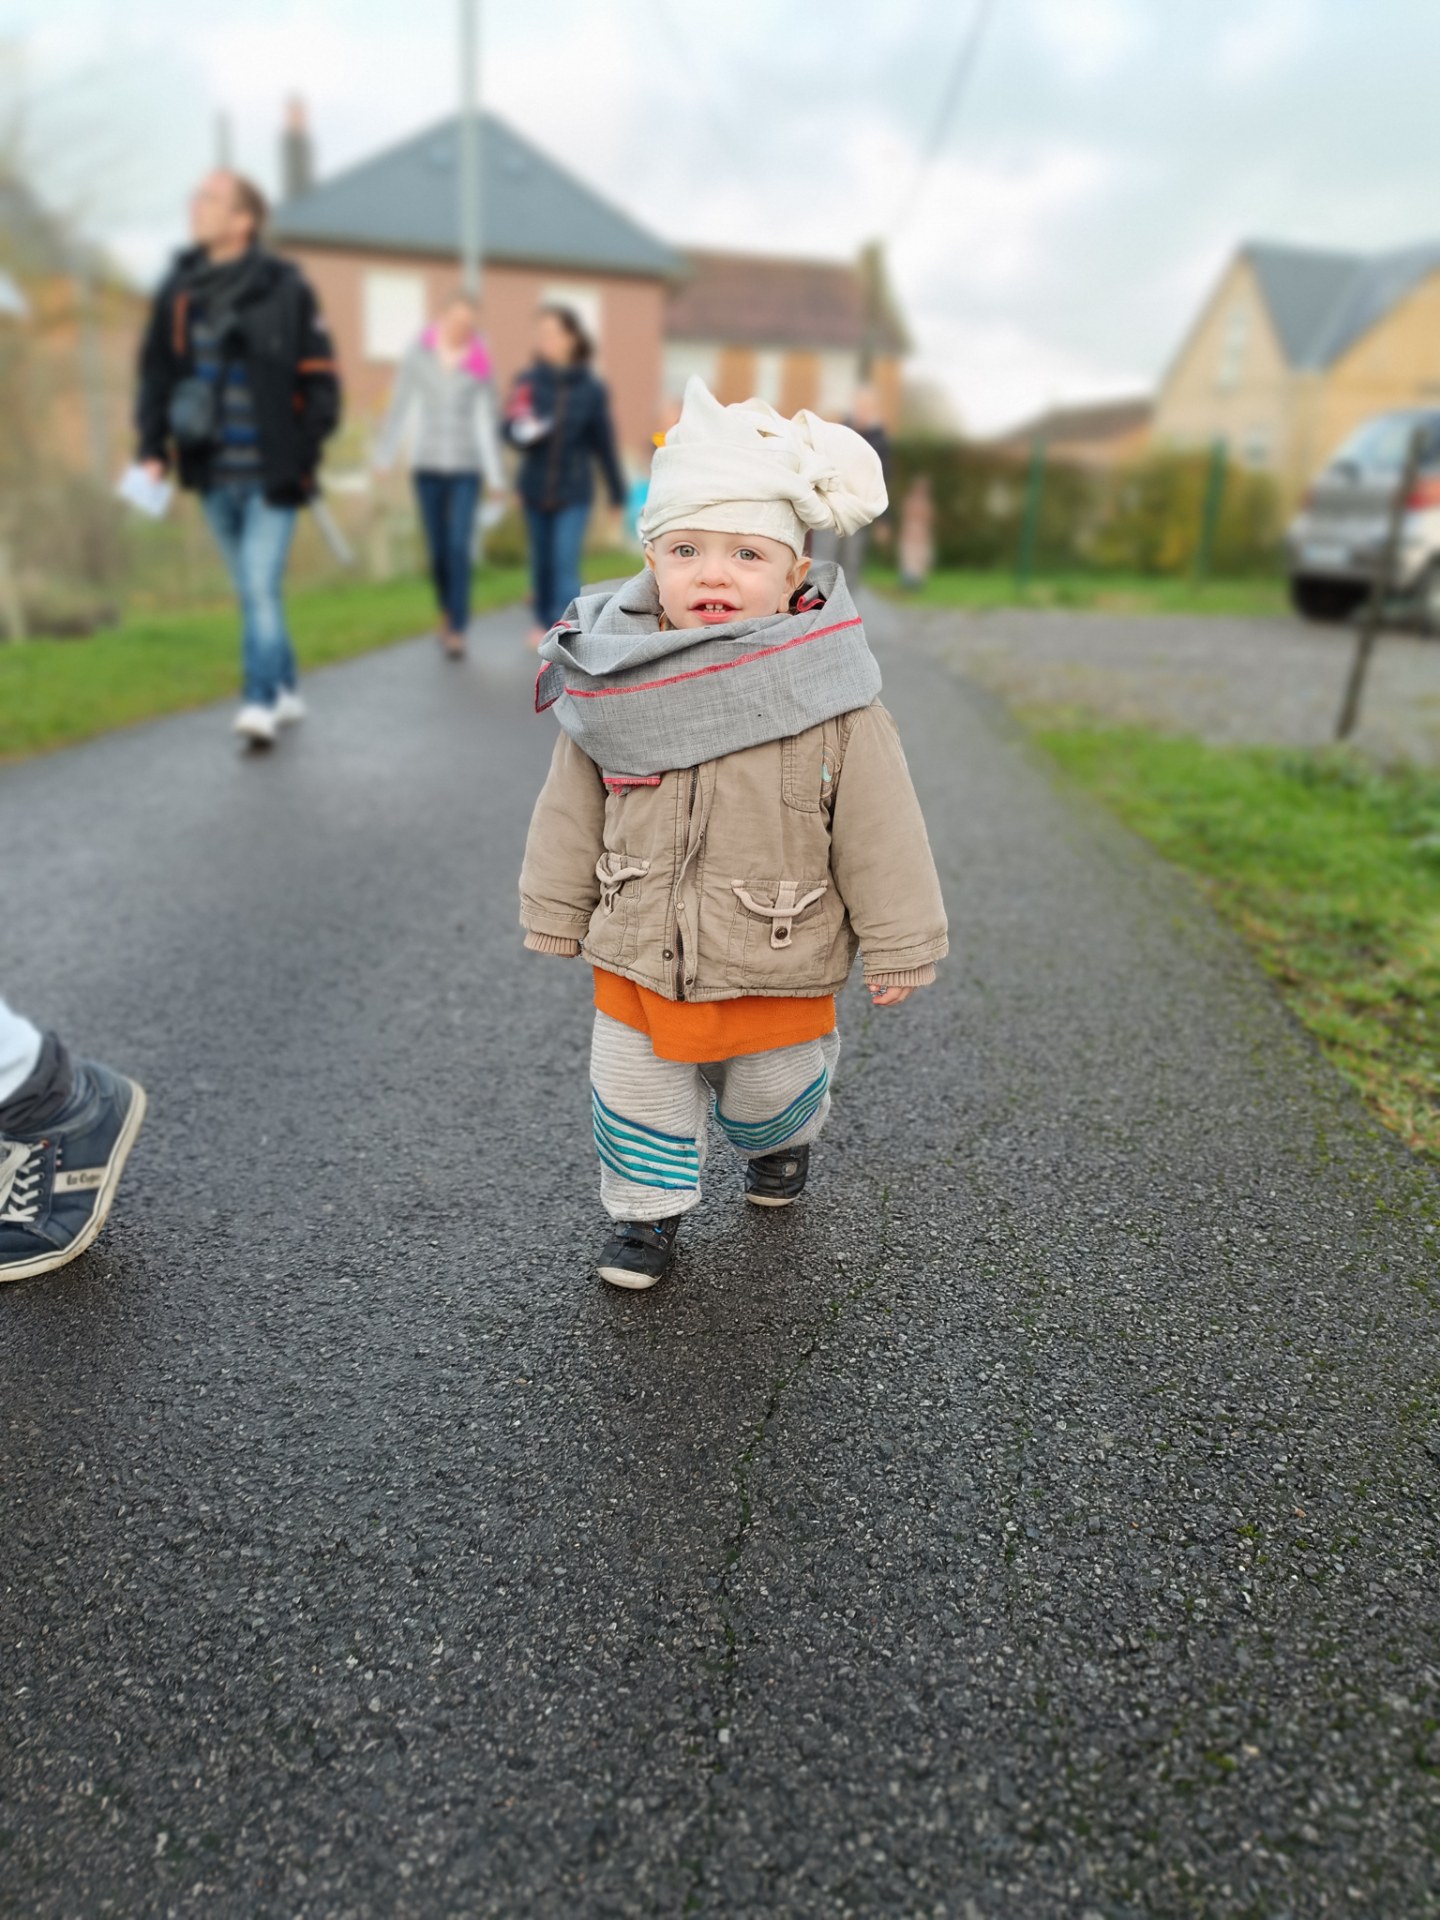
left=590, top=1013, right=709, bottom=1221
left=705, top=1030, right=841, bottom=1160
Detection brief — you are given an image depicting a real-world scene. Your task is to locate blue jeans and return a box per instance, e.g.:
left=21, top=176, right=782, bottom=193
left=525, top=502, right=590, bottom=631
left=201, top=483, right=299, bottom=708
left=413, top=470, right=480, bottom=634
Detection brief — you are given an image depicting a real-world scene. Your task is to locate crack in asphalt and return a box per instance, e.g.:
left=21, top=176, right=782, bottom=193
left=681, top=1188, right=894, bottom=1914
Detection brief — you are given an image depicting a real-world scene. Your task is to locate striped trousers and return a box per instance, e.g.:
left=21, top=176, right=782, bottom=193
left=590, top=1011, right=841, bottom=1221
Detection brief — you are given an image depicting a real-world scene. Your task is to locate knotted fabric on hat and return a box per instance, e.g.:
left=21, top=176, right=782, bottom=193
left=639, top=375, right=888, bottom=556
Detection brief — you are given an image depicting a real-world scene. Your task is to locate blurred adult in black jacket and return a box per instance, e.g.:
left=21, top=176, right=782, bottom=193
left=136, top=171, right=341, bottom=746
left=503, top=305, right=625, bottom=648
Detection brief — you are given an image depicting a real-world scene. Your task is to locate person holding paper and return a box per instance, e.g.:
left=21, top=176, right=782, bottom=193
left=135, top=170, right=341, bottom=748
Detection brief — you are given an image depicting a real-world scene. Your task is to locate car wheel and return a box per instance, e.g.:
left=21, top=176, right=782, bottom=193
left=1289, top=575, right=1369, bottom=623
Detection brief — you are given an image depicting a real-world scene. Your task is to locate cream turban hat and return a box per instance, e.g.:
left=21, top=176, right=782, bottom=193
left=639, top=375, right=889, bottom=557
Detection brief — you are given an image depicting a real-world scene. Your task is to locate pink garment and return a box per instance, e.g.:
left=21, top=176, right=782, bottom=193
left=421, top=325, right=493, bottom=381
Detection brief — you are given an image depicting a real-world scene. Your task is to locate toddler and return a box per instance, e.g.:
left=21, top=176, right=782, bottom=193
left=520, top=377, right=947, bottom=1288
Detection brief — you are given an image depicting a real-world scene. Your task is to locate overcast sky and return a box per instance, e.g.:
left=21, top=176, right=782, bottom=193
left=8, top=0, right=1440, bottom=431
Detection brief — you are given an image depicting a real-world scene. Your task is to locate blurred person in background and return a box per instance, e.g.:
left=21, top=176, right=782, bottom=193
left=374, top=290, right=505, bottom=660
left=898, top=473, right=935, bottom=591
left=811, top=384, right=893, bottom=583
left=0, top=998, right=146, bottom=1284
left=503, top=305, right=626, bottom=649
left=136, top=170, right=341, bottom=748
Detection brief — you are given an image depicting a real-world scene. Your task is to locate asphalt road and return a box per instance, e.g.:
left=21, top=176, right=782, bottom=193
left=2, top=597, right=1439, bottom=1919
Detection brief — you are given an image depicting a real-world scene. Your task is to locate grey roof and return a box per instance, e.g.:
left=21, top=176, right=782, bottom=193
left=1243, top=238, right=1440, bottom=370
left=271, top=112, right=683, bottom=280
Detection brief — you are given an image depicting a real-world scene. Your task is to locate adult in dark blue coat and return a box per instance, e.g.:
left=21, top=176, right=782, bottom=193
left=503, top=305, right=626, bottom=646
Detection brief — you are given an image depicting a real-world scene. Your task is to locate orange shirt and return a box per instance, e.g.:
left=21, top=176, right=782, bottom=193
left=593, top=967, right=835, bottom=1064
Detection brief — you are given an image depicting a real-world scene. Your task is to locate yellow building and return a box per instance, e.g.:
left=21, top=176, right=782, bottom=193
left=1152, top=239, right=1440, bottom=503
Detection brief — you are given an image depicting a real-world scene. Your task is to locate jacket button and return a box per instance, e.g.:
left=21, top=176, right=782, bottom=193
left=662, top=948, right=674, bottom=960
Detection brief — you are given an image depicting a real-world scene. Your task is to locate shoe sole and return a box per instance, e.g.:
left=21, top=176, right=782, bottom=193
left=0, top=1079, right=148, bottom=1284
left=746, top=1190, right=803, bottom=1208
left=596, top=1262, right=669, bottom=1290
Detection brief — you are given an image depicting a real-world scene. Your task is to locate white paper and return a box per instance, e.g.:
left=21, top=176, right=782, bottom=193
left=508, top=414, right=552, bottom=447
left=479, top=496, right=508, bottom=532
left=115, top=464, right=173, bottom=520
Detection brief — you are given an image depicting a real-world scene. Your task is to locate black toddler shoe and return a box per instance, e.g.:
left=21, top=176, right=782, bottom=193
left=596, top=1216, right=682, bottom=1290
left=745, top=1144, right=810, bottom=1208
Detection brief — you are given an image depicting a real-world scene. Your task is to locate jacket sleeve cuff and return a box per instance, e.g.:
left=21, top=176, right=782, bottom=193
left=863, top=963, right=938, bottom=989
left=524, top=930, right=583, bottom=957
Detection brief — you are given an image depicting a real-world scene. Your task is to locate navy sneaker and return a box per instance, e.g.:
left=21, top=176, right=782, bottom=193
left=745, top=1143, right=810, bottom=1208
left=596, top=1216, right=681, bottom=1290
left=0, top=1060, right=147, bottom=1283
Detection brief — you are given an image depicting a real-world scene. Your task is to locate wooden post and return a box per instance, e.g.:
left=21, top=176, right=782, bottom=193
left=1336, top=422, right=1423, bottom=742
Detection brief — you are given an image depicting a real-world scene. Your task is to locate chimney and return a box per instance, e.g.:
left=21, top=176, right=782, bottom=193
left=281, top=96, right=315, bottom=200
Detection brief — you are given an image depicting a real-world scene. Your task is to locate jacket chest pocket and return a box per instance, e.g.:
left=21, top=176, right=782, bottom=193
left=782, top=732, right=835, bottom=814
left=728, top=876, right=831, bottom=983
left=587, top=850, right=650, bottom=965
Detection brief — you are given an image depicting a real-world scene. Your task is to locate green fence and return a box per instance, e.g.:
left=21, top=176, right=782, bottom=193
left=888, top=437, right=1285, bottom=580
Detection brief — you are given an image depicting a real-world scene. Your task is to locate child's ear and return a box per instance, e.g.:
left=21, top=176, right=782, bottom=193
left=643, top=547, right=656, bottom=574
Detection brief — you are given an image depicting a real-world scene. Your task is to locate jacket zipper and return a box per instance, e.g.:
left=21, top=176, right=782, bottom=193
left=544, top=375, right=569, bottom=510
left=674, top=767, right=700, bottom=999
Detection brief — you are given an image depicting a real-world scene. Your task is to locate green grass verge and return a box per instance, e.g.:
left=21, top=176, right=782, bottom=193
left=0, top=552, right=638, bottom=762
left=868, top=564, right=1286, bottom=620
left=1036, top=721, right=1440, bottom=1160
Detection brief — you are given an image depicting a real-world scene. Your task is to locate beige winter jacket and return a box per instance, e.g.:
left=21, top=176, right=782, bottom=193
left=519, top=700, right=948, bottom=1000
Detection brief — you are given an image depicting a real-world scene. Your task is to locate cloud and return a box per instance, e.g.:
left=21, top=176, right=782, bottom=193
left=912, top=313, right=1147, bottom=436
left=1214, top=0, right=1315, bottom=85
left=1027, top=0, right=1148, bottom=81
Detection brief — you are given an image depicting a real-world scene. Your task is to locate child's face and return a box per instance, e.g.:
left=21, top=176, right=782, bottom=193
left=646, top=529, right=809, bottom=629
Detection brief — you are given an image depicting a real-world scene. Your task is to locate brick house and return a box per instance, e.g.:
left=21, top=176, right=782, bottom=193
left=269, top=106, right=685, bottom=472
left=1153, top=238, right=1440, bottom=502
left=663, top=243, right=910, bottom=428
left=988, top=395, right=1152, bottom=468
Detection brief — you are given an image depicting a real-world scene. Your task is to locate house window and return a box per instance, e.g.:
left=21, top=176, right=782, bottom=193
left=542, top=282, right=603, bottom=357
left=1216, top=306, right=1249, bottom=392
left=818, top=350, right=860, bottom=418
left=753, top=349, right=784, bottom=407
left=363, top=269, right=427, bottom=362
left=663, top=342, right=719, bottom=399
left=1239, top=425, right=1272, bottom=468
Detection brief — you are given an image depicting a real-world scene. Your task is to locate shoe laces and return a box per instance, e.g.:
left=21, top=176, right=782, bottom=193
left=0, top=1136, right=44, bottom=1224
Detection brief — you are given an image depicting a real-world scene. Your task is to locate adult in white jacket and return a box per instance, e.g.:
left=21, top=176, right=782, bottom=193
left=376, top=291, right=505, bottom=659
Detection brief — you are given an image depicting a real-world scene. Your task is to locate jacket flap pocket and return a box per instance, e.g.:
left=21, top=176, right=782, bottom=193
left=732, top=878, right=829, bottom=949
left=595, top=851, right=650, bottom=910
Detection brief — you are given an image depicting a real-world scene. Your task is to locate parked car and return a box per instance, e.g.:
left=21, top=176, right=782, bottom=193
left=1286, top=408, right=1440, bottom=623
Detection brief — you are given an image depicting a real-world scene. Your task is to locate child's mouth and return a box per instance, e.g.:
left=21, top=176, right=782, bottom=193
left=691, top=600, right=738, bottom=624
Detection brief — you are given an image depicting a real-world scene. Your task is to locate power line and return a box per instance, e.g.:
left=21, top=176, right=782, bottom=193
left=640, top=0, right=747, bottom=171
left=889, top=0, right=1001, bottom=241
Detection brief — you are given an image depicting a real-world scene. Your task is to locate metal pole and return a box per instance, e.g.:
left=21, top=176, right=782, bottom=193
left=214, top=111, right=233, bottom=169
left=1194, top=437, right=1227, bottom=582
left=458, top=0, right=482, bottom=298
left=1336, top=421, right=1423, bottom=742
left=1016, top=435, right=1047, bottom=588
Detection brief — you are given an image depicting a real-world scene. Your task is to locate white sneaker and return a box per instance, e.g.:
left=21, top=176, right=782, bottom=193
left=233, top=703, right=278, bottom=746
left=274, top=689, right=306, bottom=727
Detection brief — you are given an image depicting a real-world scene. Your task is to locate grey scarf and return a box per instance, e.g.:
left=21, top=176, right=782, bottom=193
left=535, top=561, right=881, bottom=781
